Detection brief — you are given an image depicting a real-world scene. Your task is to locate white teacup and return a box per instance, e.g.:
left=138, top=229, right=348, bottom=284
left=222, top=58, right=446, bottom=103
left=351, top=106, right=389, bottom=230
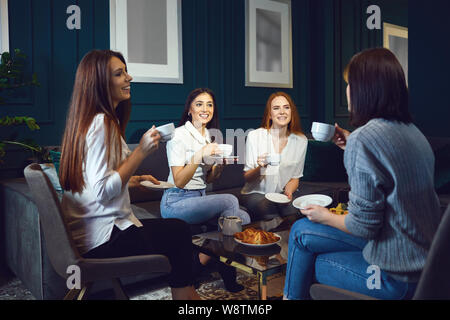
left=218, top=216, right=242, bottom=236
left=156, top=123, right=175, bottom=142
left=266, top=153, right=280, bottom=166
left=311, top=122, right=335, bottom=142
left=217, top=144, right=233, bottom=157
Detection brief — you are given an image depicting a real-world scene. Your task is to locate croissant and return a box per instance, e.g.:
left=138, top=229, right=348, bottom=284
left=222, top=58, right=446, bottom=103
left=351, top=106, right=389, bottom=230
left=234, top=227, right=280, bottom=244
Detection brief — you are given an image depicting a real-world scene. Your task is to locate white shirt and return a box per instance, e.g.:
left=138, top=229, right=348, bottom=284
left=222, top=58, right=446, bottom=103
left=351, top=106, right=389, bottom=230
left=62, top=114, right=142, bottom=254
left=166, top=121, right=212, bottom=190
left=241, top=128, right=308, bottom=194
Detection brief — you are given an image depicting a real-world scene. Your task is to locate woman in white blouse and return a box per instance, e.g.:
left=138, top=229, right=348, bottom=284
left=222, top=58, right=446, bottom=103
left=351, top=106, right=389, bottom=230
left=160, top=88, right=251, bottom=292
left=240, top=92, right=308, bottom=221
left=59, top=50, right=200, bottom=300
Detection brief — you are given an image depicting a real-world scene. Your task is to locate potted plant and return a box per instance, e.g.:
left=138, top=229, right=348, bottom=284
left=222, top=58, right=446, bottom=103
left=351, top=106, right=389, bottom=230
left=0, top=49, right=44, bottom=163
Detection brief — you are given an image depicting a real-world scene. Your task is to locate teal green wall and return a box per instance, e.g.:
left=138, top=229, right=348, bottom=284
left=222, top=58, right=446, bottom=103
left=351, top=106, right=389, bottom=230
left=0, top=0, right=409, bottom=177
left=409, top=0, right=450, bottom=138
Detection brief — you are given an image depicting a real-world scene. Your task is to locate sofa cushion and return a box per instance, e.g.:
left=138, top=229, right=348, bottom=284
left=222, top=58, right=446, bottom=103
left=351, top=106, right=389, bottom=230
left=40, top=163, right=63, bottom=194
left=131, top=202, right=162, bottom=219
left=302, top=140, right=347, bottom=182
left=211, top=165, right=245, bottom=192
left=129, top=143, right=170, bottom=181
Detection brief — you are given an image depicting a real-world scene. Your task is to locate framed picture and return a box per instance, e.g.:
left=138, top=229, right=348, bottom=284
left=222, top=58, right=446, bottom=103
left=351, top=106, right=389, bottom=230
left=0, top=0, right=9, bottom=53
left=110, top=0, right=183, bottom=84
left=383, top=22, right=408, bottom=83
left=245, top=0, right=293, bottom=88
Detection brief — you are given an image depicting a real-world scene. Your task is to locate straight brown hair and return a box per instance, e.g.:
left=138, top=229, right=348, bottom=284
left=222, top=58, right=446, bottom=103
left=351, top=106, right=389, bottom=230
left=59, top=50, right=131, bottom=193
left=260, top=92, right=304, bottom=136
left=344, top=48, right=412, bottom=127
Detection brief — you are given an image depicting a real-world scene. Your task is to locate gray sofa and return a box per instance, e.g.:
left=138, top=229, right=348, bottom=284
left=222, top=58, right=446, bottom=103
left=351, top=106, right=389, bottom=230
left=1, top=138, right=449, bottom=299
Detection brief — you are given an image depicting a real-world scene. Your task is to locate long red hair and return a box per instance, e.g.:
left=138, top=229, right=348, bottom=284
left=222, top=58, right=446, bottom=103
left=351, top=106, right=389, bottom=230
left=260, top=92, right=303, bottom=135
left=59, top=50, right=131, bottom=193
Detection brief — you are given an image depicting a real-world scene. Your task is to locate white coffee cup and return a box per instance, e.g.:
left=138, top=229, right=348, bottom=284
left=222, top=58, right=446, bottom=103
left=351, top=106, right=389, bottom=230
left=266, top=153, right=280, bottom=166
left=156, top=123, right=175, bottom=142
left=218, top=216, right=242, bottom=236
left=311, top=122, right=335, bottom=142
left=217, top=144, right=233, bottom=157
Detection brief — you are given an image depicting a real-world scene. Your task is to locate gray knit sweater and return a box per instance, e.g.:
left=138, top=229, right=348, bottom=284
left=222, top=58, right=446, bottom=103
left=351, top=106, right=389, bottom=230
left=344, top=118, right=441, bottom=282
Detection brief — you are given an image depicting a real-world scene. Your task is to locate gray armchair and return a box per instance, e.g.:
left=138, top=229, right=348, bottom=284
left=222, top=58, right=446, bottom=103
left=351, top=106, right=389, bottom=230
left=23, top=163, right=171, bottom=300
left=310, top=203, right=450, bottom=300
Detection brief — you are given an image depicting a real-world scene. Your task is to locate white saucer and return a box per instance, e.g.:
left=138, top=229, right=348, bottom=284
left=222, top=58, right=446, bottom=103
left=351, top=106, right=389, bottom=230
left=206, top=155, right=239, bottom=165
left=265, top=193, right=291, bottom=204
left=292, top=194, right=333, bottom=210
left=140, top=180, right=174, bottom=190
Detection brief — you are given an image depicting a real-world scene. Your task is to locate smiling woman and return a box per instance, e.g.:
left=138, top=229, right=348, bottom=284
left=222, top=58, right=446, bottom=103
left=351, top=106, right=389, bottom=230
left=58, top=49, right=201, bottom=300
left=160, top=88, right=251, bottom=293
left=239, top=91, right=308, bottom=222
left=109, top=56, right=133, bottom=108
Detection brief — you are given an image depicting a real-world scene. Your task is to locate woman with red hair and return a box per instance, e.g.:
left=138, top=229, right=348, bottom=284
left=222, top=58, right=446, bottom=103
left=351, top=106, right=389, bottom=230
left=239, top=92, right=308, bottom=222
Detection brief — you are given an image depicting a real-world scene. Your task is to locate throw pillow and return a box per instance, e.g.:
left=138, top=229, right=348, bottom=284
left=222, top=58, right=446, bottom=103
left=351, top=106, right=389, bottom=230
left=40, top=163, right=63, bottom=194
left=49, top=150, right=61, bottom=177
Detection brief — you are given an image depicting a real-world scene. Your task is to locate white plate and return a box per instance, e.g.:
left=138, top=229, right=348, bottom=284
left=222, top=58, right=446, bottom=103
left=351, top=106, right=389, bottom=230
left=265, top=193, right=291, bottom=204
left=140, top=180, right=175, bottom=189
left=234, top=233, right=282, bottom=248
left=292, top=194, right=333, bottom=210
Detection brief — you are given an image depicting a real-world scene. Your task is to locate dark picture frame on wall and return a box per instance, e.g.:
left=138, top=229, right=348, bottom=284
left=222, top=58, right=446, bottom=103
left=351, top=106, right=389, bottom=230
left=245, top=0, right=293, bottom=88
left=109, top=0, right=183, bottom=84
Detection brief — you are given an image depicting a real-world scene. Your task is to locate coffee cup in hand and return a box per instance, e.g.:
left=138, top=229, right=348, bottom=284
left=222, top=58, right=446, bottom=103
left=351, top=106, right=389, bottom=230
left=311, top=122, right=335, bottom=142
left=156, top=123, right=175, bottom=142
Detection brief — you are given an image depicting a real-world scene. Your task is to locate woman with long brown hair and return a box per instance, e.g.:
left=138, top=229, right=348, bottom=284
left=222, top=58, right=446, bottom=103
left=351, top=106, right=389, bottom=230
left=239, top=91, right=308, bottom=222
left=59, top=50, right=200, bottom=300
left=283, top=48, right=441, bottom=300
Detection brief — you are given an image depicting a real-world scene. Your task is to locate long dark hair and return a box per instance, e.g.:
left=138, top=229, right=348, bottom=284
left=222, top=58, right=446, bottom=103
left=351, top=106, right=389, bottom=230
left=344, top=47, right=412, bottom=127
left=59, top=50, right=131, bottom=193
left=178, top=88, right=220, bottom=129
left=260, top=91, right=304, bottom=136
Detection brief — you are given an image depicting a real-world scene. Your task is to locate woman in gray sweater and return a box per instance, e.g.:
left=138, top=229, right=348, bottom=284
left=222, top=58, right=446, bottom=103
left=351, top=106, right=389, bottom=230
left=283, top=48, right=441, bottom=299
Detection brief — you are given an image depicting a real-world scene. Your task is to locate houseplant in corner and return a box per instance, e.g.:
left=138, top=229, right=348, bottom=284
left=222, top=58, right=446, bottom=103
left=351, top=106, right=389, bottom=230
left=0, top=48, right=45, bottom=164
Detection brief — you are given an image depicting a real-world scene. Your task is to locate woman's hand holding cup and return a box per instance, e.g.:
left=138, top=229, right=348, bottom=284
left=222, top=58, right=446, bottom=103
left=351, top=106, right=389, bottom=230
left=202, top=143, right=219, bottom=157
left=332, top=123, right=350, bottom=150
left=257, top=153, right=269, bottom=168
left=139, top=125, right=161, bottom=156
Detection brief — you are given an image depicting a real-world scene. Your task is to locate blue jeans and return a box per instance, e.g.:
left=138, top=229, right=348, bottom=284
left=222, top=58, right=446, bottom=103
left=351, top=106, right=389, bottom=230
left=160, top=188, right=251, bottom=225
left=284, top=218, right=417, bottom=300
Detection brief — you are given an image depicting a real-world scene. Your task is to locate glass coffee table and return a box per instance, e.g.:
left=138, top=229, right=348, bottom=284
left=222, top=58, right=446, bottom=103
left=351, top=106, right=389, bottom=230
left=192, top=220, right=291, bottom=300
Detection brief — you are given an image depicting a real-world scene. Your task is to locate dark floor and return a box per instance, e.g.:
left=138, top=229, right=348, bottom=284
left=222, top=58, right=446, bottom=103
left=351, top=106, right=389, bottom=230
left=0, top=266, right=35, bottom=300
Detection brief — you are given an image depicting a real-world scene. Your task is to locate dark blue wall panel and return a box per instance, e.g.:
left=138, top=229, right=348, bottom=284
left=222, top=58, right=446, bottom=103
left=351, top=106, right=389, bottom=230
left=0, top=0, right=413, bottom=178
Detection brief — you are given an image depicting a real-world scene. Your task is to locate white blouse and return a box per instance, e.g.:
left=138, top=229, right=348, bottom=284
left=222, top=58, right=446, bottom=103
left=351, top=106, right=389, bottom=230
left=166, top=121, right=212, bottom=190
left=62, top=113, right=142, bottom=254
left=241, top=128, right=308, bottom=195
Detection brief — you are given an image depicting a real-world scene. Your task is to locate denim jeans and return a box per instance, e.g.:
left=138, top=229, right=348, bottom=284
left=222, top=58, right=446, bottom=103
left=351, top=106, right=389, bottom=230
left=160, top=188, right=251, bottom=225
left=284, top=218, right=418, bottom=300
